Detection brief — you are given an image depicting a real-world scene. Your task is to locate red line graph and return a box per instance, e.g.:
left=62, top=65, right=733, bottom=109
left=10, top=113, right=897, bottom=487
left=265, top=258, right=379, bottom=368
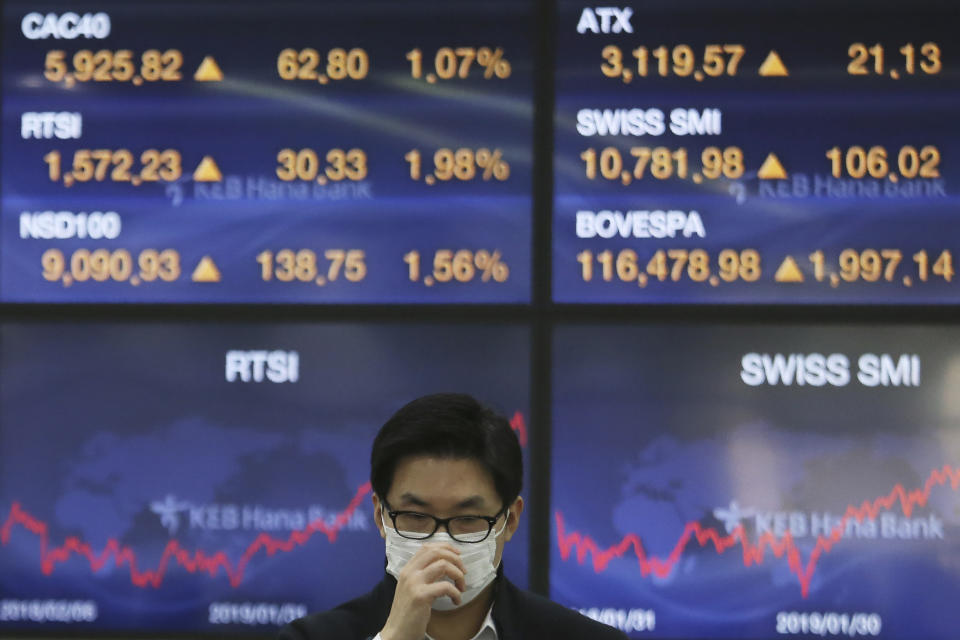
left=1, top=481, right=373, bottom=589
left=555, top=464, right=960, bottom=597
left=509, top=411, right=527, bottom=446
left=0, top=411, right=528, bottom=589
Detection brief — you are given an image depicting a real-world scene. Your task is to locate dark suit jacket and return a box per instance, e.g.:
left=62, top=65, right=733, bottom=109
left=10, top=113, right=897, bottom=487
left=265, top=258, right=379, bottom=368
left=278, top=570, right=628, bottom=640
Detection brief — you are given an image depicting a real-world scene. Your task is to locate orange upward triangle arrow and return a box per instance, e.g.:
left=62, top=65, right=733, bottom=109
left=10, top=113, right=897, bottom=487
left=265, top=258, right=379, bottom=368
left=194, top=56, right=223, bottom=82
left=774, top=256, right=804, bottom=283
left=759, top=50, right=789, bottom=77
left=758, top=153, right=788, bottom=180
left=193, top=156, right=222, bottom=182
left=191, top=256, right=221, bottom=283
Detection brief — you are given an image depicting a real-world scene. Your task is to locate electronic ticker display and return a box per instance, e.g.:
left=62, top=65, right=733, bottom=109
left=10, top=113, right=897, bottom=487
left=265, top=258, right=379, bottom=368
left=552, top=324, right=960, bottom=638
left=554, top=1, right=958, bottom=304
left=0, top=323, right=530, bottom=632
left=1, top=1, right=533, bottom=303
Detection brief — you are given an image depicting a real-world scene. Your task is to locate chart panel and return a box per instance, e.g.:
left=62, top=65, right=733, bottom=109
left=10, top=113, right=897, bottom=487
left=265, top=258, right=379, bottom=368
left=0, top=322, right=530, bottom=632
left=552, top=323, right=960, bottom=638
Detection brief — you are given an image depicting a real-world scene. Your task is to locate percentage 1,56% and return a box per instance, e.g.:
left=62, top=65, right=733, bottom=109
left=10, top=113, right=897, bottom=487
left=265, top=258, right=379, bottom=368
left=404, top=249, right=509, bottom=286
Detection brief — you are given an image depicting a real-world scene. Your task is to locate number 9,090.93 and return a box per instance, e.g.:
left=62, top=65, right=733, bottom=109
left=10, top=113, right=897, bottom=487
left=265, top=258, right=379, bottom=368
left=41, top=248, right=181, bottom=286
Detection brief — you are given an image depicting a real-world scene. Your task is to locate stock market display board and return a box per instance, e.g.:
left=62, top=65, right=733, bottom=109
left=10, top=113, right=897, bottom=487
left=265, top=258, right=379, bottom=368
left=2, top=1, right=959, bottom=638
left=2, top=0, right=532, bottom=303
left=553, top=1, right=958, bottom=303
left=3, top=1, right=957, bottom=305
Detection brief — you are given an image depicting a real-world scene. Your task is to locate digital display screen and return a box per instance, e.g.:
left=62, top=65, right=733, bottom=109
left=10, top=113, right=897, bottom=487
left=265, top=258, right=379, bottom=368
left=552, top=323, right=960, bottom=638
left=0, top=322, right=530, bottom=632
left=1, top=0, right=532, bottom=303
left=553, top=1, right=959, bottom=304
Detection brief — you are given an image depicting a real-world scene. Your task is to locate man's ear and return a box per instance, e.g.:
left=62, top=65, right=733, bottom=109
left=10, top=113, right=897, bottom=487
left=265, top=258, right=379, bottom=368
left=372, top=494, right=386, bottom=539
left=504, top=496, right=524, bottom=541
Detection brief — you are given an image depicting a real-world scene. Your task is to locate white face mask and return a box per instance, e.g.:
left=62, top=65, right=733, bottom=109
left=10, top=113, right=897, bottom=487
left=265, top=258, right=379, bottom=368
left=382, top=509, right=508, bottom=611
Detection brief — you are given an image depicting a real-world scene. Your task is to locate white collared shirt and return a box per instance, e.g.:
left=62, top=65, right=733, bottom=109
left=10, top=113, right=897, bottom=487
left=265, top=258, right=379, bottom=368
left=372, top=606, right=497, bottom=640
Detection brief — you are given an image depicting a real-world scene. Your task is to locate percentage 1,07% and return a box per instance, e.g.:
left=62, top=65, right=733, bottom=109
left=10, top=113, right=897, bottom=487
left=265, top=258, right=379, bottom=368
left=403, top=249, right=509, bottom=286
left=406, top=47, right=511, bottom=82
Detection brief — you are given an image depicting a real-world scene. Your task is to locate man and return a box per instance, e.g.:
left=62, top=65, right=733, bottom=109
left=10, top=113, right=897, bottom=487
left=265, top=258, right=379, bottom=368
left=279, top=393, right=627, bottom=640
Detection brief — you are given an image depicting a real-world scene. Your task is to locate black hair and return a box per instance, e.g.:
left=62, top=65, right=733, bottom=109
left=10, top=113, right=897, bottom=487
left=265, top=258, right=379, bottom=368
left=370, top=393, right=522, bottom=508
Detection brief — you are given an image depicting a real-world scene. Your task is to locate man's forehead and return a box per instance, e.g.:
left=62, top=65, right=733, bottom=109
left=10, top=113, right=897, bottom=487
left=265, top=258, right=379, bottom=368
left=395, top=491, right=489, bottom=509
left=388, top=455, right=498, bottom=505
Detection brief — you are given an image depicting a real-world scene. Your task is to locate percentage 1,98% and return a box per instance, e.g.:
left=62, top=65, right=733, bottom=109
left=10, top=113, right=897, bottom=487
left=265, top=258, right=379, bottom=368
left=404, top=148, right=510, bottom=184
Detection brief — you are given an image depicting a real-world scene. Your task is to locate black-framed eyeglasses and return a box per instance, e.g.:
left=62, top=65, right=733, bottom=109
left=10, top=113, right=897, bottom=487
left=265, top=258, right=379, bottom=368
left=381, top=499, right=506, bottom=543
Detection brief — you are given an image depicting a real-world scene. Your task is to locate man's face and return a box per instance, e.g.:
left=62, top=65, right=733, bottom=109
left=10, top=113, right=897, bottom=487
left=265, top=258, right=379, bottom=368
left=373, top=455, right=523, bottom=565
